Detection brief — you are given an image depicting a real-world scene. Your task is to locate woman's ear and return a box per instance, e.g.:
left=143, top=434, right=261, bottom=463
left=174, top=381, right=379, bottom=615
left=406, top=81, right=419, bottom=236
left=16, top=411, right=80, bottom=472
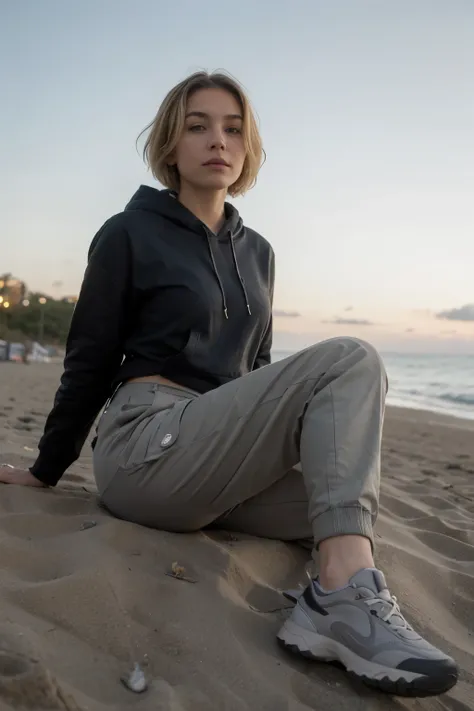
left=166, top=150, right=176, bottom=167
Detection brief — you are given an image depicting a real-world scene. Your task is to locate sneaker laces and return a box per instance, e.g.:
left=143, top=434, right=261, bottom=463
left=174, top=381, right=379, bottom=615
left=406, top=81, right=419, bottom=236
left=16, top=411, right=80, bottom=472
left=361, top=590, right=420, bottom=640
left=307, top=570, right=420, bottom=640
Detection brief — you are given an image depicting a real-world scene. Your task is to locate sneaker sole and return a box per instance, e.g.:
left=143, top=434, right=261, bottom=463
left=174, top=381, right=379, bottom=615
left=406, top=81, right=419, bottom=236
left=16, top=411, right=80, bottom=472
left=277, top=620, right=458, bottom=697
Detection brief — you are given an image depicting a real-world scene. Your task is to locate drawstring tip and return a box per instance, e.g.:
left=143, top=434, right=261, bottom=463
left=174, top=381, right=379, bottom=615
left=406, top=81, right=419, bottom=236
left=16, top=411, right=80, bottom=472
left=247, top=304, right=252, bottom=315
left=224, top=307, right=229, bottom=319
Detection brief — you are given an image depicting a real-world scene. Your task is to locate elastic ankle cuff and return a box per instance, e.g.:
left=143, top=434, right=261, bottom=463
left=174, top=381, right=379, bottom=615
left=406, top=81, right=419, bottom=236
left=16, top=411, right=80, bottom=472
left=313, top=506, right=374, bottom=551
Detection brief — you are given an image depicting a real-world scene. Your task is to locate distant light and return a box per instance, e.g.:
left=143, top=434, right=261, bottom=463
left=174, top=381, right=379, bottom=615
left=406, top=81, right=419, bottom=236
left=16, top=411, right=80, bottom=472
left=22, top=299, right=30, bottom=307
left=0, top=296, right=3, bottom=304
left=39, top=297, right=47, bottom=305
left=3, top=302, right=10, bottom=309
left=0, top=281, right=3, bottom=288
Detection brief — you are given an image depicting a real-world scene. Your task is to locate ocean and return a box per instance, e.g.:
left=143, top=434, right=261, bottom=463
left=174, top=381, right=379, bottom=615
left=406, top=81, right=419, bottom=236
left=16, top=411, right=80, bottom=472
left=272, top=350, right=474, bottom=421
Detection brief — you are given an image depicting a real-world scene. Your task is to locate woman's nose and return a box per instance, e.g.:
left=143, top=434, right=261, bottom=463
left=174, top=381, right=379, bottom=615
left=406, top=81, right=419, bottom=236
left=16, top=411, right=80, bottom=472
left=208, top=128, right=226, bottom=151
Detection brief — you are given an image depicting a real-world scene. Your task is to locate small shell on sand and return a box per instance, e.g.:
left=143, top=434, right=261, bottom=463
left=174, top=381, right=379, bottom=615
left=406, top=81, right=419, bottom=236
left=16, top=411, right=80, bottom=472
left=121, top=663, right=148, bottom=693
left=165, top=561, right=198, bottom=583
left=171, top=561, right=185, bottom=578
left=80, top=520, right=97, bottom=531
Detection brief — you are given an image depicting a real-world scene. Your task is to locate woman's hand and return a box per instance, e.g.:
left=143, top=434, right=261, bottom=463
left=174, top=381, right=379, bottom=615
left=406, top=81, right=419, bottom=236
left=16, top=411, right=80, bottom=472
left=0, top=465, right=47, bottom=487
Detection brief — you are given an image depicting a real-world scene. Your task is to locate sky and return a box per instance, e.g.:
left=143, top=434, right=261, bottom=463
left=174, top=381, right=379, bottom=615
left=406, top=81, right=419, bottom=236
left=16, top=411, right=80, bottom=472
left=1, top=0, right=473, bottom=353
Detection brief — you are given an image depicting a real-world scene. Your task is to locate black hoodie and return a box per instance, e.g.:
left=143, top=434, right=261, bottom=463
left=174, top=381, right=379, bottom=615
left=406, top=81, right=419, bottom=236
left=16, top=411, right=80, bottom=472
left=30, top=186, right=275, bottom=486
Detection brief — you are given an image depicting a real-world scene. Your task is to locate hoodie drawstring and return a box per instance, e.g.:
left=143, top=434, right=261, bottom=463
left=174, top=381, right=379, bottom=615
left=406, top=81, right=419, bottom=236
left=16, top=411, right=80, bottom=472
left=205, top=231, right=229, bottom=319
left=205, top=230, right=252, bottom=319
left=229, top=236, right=252, bottom=315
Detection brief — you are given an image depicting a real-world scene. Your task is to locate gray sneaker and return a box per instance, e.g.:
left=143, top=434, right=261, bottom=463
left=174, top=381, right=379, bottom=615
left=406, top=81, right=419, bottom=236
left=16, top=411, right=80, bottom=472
left=277, top=568, right=458, bottom=697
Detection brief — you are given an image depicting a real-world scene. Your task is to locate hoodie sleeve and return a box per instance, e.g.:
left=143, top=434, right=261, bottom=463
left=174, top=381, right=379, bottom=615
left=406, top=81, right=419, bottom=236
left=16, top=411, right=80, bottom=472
left=29, top=217, right=132, bottom=486
left=254, top=247, right=275, bottom=369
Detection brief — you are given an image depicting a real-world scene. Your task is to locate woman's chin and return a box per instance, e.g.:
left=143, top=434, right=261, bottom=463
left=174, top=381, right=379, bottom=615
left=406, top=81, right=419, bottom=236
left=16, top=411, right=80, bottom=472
left=183, top=172, right=235, bottom=193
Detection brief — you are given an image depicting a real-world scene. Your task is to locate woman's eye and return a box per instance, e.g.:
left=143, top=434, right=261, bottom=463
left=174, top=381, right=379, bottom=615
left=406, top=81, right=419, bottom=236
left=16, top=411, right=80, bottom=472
left=226, top=127, right=242, bottom=134
left=189, top=124, right=205, bottom=132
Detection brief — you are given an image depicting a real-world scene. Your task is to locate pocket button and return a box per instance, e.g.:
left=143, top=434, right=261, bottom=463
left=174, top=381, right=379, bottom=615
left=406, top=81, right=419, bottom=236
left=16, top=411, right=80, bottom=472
left=161, top=433, right=174, bottom=448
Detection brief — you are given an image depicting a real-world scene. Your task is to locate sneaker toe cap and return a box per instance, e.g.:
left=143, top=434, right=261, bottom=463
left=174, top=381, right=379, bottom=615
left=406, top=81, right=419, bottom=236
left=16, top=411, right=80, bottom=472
left=396, top=656, right=459, bottom=679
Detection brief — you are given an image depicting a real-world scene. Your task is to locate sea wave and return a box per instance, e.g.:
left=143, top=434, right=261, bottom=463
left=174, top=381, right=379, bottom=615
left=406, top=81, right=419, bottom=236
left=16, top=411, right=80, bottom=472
left=439, top=392, right=474, bottom=407
left=390, top=388, right=474, bottom=408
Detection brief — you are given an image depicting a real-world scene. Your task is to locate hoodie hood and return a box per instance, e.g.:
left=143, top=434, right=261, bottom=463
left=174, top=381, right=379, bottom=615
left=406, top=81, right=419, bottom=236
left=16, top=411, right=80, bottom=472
left=124, top=185, right=250, bottom=319
left=125, top=185, right=243, bottom=241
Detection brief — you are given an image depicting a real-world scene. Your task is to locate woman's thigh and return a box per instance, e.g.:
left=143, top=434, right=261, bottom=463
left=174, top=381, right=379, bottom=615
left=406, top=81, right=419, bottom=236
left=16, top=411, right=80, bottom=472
left=98, top=337, right=379, bottom=532
left=213, top=465, right=312, bottom=542
left=98, top=346, right=323, bottom=529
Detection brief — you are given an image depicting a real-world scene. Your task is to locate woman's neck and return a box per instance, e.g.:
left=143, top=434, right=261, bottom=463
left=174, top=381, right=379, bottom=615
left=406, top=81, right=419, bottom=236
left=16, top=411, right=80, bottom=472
left=178, top=184, right=227, bottom=234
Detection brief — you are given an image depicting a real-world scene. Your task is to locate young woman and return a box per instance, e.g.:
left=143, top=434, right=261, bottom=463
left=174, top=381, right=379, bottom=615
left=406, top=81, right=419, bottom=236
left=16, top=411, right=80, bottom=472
left=0, top=71, right=457, bottom=697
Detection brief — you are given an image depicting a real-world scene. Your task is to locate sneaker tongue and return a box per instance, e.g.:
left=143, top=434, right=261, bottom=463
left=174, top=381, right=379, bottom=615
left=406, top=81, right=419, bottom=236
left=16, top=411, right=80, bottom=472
left=350, top=568, right=389, bottom=595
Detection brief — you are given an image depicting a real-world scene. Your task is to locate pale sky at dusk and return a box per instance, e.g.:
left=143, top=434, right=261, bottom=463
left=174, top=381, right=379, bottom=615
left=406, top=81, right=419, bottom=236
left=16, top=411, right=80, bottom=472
left=1, top=0, right=472, bottom=353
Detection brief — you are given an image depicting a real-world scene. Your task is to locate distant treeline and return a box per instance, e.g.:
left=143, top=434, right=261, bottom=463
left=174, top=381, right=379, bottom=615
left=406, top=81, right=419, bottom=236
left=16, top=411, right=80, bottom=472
left=0, top=294, right=74, bottom=345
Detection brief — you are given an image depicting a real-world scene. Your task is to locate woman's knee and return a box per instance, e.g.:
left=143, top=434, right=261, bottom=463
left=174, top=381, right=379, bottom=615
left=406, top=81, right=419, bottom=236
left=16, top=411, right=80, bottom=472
left=307, top=337, right=388, bottom=383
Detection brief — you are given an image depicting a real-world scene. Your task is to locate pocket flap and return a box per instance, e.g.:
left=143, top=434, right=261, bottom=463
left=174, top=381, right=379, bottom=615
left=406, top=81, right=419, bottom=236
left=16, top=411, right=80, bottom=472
left=155, top=398, right=191, bottom=451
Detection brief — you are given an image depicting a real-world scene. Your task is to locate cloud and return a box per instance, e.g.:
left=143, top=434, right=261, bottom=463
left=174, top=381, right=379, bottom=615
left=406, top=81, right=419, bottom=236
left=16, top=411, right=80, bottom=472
left=436, top=304, right=474, bottom=322
left=273, top=309, right=300, bottom=318
left=406, top=328, right=415, bottom=332
left=323, top=317, right=374, bottom=326
left=412, top=309, right=432, bottom=317
left=344, top=306, right=353, bottom=312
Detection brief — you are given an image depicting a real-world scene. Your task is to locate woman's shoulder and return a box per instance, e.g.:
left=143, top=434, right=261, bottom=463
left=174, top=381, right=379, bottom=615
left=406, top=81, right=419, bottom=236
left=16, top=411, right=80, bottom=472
left=89, top=208, right=163, bottom=254
left=243, top=224, right=275, bottom=261
left=96, top=209, right=149, bottom=235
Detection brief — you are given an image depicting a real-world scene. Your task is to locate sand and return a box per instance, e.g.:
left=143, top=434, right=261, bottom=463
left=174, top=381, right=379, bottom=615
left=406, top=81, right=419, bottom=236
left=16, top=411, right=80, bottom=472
left=0, top=361, right=473, bottom=711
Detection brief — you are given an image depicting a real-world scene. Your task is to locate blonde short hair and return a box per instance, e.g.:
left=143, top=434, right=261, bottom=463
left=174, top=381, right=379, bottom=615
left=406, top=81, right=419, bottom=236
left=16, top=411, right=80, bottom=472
left=140, top=71, right=263, bottom=197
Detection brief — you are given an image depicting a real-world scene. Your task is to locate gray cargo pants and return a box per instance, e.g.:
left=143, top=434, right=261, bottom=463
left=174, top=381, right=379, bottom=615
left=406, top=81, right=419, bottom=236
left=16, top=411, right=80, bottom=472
left=93, top=337, right=387, bottom=549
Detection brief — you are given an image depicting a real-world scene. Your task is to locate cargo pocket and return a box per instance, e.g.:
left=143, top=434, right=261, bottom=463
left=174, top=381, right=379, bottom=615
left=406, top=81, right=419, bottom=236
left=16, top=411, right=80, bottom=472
left=143, top=397, right=192, bottom=461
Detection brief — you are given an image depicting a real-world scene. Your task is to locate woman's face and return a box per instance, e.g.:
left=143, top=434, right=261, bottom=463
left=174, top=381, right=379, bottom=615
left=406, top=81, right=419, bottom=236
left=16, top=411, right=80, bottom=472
left=172, top=88, right=246, bottom=193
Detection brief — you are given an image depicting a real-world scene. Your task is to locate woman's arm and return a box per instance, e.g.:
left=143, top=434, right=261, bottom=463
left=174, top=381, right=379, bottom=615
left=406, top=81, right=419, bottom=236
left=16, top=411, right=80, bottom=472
left=254, top=314, right=273, bottom=368
left=254, top=247, right=275, bottom=369
left=29, top=216, right=133, bottom=486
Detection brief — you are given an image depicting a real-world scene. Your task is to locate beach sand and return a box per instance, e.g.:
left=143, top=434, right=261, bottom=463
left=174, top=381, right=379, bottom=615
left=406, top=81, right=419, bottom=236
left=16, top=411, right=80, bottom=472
left=0, top=361, right=473, bottom=711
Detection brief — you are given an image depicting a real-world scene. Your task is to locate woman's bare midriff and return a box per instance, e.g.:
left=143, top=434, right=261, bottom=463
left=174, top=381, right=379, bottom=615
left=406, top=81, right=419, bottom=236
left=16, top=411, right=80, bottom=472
left=127, top=374, right=183, bottom=388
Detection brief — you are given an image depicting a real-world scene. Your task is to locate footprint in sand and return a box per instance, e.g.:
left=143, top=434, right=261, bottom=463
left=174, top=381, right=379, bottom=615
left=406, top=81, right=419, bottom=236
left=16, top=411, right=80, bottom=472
left=421, top=467, right=440, bottom=477
left=446, top=462, right=463, bottom=471
left=17, top=416, right=37, bottom=425
left=0, top=650, right=80, bottom=710
left=415, top=530, right=474, bottom=562
left=12, top=423, right=33, bottom=432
